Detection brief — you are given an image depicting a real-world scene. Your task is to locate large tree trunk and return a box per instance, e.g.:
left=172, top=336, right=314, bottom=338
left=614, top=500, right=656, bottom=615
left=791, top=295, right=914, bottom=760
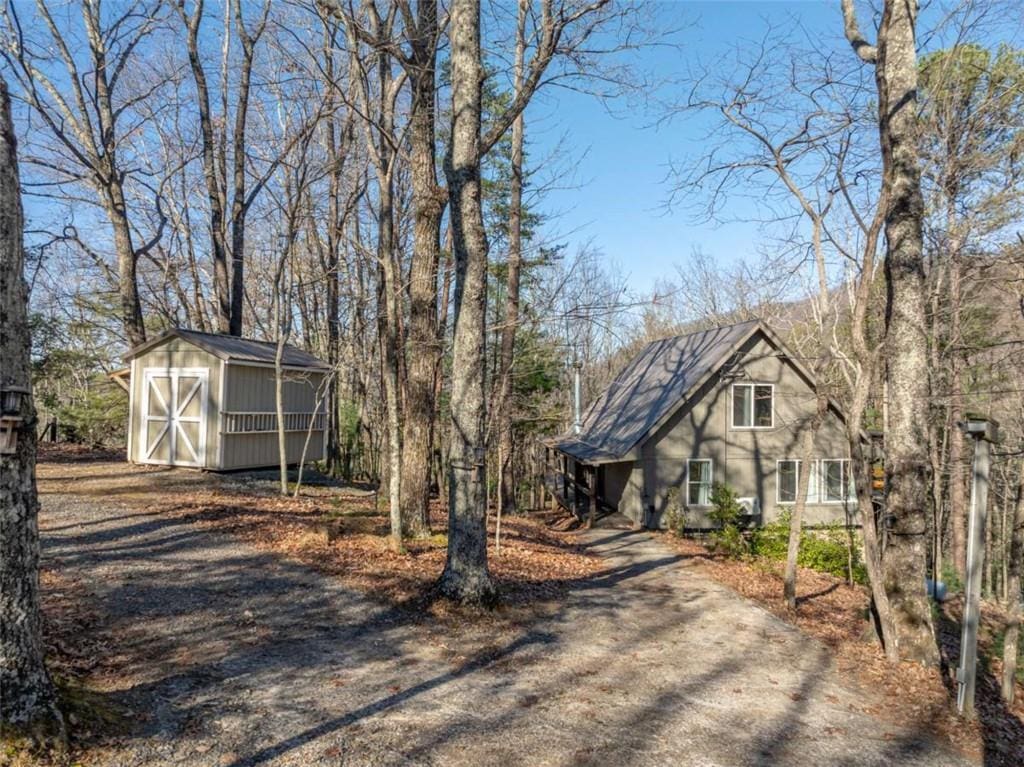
left=400, top=0, right=444, bottom=538
left=0, top=78, right=64, bottom=746
left=873, top=0, right=939, bottom=665
left=438, top=0, right=496, bottom=604
left=107, top=194, right=146, bottom=347
left=496, top=0, right=528, bottom=518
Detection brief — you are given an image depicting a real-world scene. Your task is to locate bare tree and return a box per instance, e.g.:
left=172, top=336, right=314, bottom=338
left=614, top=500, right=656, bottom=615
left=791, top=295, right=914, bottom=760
left=173, top=0, right=272, bottom=336
left=0, top=77, right=65, bottom=747
left=0, top=0, right=171, bottom=346
left=439, top=0, right=614, bottom=603
left=842, top=0, right=939, bottom=665
left=495, top=0, right=529, bottom=520
left=397, top=0, right=446, bottom=538
left=439, top=0, right=496, bottom=602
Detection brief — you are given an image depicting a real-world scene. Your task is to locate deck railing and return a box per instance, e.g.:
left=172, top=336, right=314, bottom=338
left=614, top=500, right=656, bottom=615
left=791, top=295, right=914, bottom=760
left=223, top=411, right=326, bottom=434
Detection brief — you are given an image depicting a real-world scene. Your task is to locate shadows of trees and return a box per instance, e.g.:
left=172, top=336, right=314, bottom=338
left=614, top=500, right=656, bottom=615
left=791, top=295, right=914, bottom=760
left=39, top=476, right=983, bottom=767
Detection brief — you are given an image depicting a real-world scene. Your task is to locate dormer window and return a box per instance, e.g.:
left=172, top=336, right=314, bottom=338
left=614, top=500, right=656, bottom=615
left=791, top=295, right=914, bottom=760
left=732, top=383, right=773, bottom=428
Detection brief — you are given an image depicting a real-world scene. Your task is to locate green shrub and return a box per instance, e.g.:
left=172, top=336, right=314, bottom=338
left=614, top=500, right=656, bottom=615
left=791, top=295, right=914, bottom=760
left=750, top=514, right=789, bottom=560
left=750, top=511, right=867, bottom=584
left=52, top=383, right=127, bottom=446
left=708, top=482, right=748, bottom=558
left=664, top=487, right=686, bottom=536
left=708, top=482, right=743, bottom=528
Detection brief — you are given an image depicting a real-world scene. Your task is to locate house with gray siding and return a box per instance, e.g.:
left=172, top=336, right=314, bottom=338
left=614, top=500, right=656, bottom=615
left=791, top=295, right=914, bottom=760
left=123, top=329, right=329, bottom=470
left=547, top=320, right=855, bottom=529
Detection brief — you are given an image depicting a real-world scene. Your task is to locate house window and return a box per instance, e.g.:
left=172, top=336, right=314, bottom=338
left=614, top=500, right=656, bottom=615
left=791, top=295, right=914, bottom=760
left=777, top=460, right=819, bottom=504
left=777, top=460, right=799, bottom=504
left=821, top=459, right=854, bottom=502
left=732, top=384, right=773, bottom=428
left=687, top=459, right=713, bottom=506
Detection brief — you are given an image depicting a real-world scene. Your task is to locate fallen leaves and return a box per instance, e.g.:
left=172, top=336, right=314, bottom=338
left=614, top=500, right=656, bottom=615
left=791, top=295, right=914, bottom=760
left=658, top=531, right=1024, bottom=766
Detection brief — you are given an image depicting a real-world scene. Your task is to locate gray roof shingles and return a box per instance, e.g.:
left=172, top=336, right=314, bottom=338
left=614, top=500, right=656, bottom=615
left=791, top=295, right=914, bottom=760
left=552, top=320, right=760, bottom=463
left=126, top=328, right=330, bottom=370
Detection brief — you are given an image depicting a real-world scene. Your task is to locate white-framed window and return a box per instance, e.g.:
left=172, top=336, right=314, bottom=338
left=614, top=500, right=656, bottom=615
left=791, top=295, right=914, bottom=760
left=820, top=459, right=855, bottom=502
left=776, top=459, right=819, bottom=505
left=731, top=383, right=774, bottom=428
left=686, top=459, right=713, bottom=506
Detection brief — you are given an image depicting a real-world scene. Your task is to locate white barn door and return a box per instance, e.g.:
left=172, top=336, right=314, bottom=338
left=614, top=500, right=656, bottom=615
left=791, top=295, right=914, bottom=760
left=140, top=368, right=209, bottom=467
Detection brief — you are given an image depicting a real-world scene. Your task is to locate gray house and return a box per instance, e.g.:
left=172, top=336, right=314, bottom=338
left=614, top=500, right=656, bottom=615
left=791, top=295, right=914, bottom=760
left=122, top=329, right=329, bottom=470
left=547, top=320, right=854, bottom=529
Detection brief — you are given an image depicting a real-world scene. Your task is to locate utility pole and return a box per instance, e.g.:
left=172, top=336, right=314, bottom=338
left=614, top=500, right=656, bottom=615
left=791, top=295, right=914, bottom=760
left=957, top=415, right=998, bottom=718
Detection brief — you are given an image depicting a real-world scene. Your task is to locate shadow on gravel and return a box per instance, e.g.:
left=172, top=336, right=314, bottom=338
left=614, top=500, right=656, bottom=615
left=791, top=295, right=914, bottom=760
left=39, top=482, right=978, bottom=767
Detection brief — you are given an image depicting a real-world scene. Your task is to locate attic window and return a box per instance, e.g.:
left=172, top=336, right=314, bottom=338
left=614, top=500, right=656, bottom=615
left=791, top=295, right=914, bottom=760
left=732, top=383, right=773, bottom=428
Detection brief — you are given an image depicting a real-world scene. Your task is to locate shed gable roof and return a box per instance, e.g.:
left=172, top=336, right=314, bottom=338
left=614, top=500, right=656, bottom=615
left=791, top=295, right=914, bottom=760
left=552, top=320, right=786, bottom=463
left=125, top=329, right=330, bottom=370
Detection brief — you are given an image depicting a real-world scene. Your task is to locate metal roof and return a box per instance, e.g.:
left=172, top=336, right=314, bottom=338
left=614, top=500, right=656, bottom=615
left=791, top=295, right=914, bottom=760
left=124, top=328, right=330, bottom=370
left=551, top=320, right=763, bottom=463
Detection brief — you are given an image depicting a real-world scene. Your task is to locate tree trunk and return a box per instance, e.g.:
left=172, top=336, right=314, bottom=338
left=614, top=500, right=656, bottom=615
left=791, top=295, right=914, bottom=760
left=784, top=397, right=826, bottom=608
left=1002, top=459, right=1024, bottom=704
left=438, top=0, right=496, bottom=604
left=377, top=187, right=403, bottom=547
left=177, top=0, right=232, bottom=334
left=227, top=0, right=265, bottom=337
left=850, top=373, right=900, bottom=661
left=948, top=255, right=967, bottom=580
left=496, top=0, right=528, bottom=519
left=400, top=0, right=444, bottom=538
left=874, top=0, right=939, bottom=665
left=0, top=78, right=65, bottom=746
left=275, top=345, right=289, bottom=497
left=105, top=182, right=146, bottom=347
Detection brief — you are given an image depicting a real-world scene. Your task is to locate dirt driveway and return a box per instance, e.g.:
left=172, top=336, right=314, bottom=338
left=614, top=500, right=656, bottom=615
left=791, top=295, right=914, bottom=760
left=37, top=462, right=971, bottom=767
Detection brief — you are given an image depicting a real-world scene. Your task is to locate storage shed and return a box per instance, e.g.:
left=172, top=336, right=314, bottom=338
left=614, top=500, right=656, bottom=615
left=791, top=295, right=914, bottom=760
left=123, top=329, right=330, bottom=470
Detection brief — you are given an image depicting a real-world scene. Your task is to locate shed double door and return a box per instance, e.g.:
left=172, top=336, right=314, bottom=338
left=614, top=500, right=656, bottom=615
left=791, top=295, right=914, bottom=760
left=140, top=368, right=209, bottom=467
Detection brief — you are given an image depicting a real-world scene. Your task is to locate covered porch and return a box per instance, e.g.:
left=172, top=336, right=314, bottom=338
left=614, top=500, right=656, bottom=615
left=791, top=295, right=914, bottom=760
left=540, top=441, right=634, bottom=527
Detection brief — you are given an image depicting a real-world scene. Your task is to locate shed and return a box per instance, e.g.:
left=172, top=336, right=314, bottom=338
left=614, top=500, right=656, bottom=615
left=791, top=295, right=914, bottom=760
left=123, top=329, right=330, bottom=470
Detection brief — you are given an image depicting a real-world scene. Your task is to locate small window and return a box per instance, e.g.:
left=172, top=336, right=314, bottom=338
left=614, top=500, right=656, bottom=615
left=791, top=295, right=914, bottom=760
left=687, top=459, right=713, bottom=506
left=732, top=384, right=773, bottom=428
left=777, top=460, right=819, bottom=504
left=821, top=459, right=854, bottom=502
left=777, top=460, right=799, bottom=504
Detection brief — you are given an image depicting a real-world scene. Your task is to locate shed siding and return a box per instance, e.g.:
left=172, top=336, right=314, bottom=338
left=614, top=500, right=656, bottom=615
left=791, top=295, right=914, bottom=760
left=220, top=432, right=324, bottom=470
left=128, top=343, right=222, bottom=469
left=220, top=363, right=325, bottom=470
left=222, top=363, right=323, bottom=413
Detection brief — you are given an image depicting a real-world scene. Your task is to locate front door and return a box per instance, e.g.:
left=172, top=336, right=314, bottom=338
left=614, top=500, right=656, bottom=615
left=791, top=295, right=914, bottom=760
left=140, top=368, right=208, bottom=467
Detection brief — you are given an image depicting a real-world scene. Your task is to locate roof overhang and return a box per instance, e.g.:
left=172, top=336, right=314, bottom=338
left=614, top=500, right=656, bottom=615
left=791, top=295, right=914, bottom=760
left=108, top=367, right=131, bottom=393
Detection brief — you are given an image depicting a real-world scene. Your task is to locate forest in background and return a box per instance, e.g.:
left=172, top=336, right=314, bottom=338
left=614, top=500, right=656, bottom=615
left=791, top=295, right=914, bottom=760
left=2, top=0, right=1024, bottom=710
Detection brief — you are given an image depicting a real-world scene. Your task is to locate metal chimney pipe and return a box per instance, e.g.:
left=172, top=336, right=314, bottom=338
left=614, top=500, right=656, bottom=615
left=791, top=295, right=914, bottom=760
left=572, top=361, right=582, bottom=435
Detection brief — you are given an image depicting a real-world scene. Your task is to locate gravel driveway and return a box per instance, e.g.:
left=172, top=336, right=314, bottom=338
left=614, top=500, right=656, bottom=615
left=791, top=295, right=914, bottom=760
left=37, top=469, right=972, bottom=766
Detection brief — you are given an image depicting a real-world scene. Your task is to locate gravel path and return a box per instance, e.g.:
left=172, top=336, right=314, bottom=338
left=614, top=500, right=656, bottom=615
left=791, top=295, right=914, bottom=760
left=38, top=476, right=972, bottom=766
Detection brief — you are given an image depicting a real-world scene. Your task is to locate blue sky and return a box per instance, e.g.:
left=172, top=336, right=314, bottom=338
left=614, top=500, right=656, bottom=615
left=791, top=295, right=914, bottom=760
left=525, top=0, right=1022, bottom=295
